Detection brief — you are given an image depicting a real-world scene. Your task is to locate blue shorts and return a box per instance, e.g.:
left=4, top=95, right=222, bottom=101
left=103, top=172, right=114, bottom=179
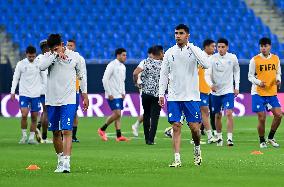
left=76, top=93, right=80, bottom=110
left=47, top=104, right=77, bottom=131
left=200, top=93, right=209, bottom=107
left=40, top=95, right=45, bottom=105
left=19, top=96, right=41, bottom=112
left=107, top=98, right=123, bottom=111
left=167, top=101, right=201, bottom=123
left=252, top=94, right=281, bottom=113
left=211, top=93, right=234, bottom=113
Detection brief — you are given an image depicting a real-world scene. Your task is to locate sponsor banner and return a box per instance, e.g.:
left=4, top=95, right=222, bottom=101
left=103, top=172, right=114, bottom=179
left=1, top=93, right=283, bottom=117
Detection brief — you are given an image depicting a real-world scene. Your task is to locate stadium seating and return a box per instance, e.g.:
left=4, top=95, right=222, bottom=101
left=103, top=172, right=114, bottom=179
left=274, top=0, right=284, bottom=12
left=0, top=0, right=283, bottom=61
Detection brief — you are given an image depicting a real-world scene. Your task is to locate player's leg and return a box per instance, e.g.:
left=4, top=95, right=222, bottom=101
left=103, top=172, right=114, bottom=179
left=72, top=93, right=80, bottom=142
left=222, top=93, right=235, bottom=146
left=148, top=96, right=161, bottom=144
left=114, top=110, right=128, bottom=141
left=27, top=97, right=41, bottom=144
left=209, top=94, right=217, bottom=135
left=72, top=113, right=79, bottom=142
left=167, top=101, right=182, bottom=167
left=98, top=99, right=122, bottom=141
left=200, top=104, right=215, bottom=143
left=183, top=101, right=202, bottom=166
left=268, top=102, right=282, bottom=147
left=60, top=104, right=76, bottom=173
left=41, top=104, right=50, bottom=143
left=252, top=94, right=267, bottom=148
left=132, top=115, right=143, bottom=137
left=142, top=94, right=151, bottom=144
left=211, top=95, right=223, bottom=146
left=19, top=108, right=29, bottom=144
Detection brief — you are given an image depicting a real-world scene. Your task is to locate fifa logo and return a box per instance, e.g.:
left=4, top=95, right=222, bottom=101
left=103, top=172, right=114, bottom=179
left=259, top=64, right=276, bottom=71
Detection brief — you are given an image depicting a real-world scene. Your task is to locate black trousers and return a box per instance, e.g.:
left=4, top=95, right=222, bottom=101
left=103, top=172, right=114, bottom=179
left=141, top=93, right=161, bottom=143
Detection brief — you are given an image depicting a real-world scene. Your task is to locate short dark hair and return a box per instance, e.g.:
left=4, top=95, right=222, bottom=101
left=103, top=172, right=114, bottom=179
left=115, top=48, right=126, bottom=56
left=147, top=46, right=153, bottom=54
left=259, top=37, right=271, bottom=45
left=217, top=38, right=229, bottom=46
left=26, top=45, right=36, bottom=54
left=175, top=24, right=189, bottom=34
left=67, top=39, right=76, bottom=44
left=151, top=45, right=164, bottom=56
left=47, top=34, right=62, bottom=49
left=203, top=39, right=215, bottom=49
left=39, top=39, right=48, bottom=51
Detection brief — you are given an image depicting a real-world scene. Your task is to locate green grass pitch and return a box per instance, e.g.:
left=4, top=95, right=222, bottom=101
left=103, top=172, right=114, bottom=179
left=0, top=116, right=283, bottom=187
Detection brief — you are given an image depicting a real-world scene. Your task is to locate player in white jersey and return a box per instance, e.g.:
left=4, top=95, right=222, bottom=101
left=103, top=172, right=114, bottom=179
left=98, top=48, right=129, bottom=142
left=159, top=24, right=210, bottom=167
left=132, top=47, right=154, bottom=137
left=35, top=40, right=53, bottom=144
left=39, top=34, right=89, bottom=173
left=205, top=38, right=240, bottom=146
left=66, top=39, right=87, bottom=143
left=10, top=46, right=42, bottom=144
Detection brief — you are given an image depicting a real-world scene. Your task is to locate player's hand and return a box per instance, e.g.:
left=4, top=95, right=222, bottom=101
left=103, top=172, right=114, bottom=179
left=259, top=81, right=266, bottom=88
left=57, top=51, right=67, bottom=60
left=159, top=97, right=165, bottom=107
left=10, top=94, right=15, bottom=101
left=82, top=93, right=89, bottom=111
left=276, top=80, right=281, bottom=89
left=211, top=85, right=217, bottom=92
left=234, top=89, right=239, bottom=97
left=108, top=95, right=114, bottom=100
left=122, top=94, right=125, bottom=100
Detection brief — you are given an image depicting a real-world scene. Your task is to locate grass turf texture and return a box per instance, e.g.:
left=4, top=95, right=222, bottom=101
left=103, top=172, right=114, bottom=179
left=0, top=116, right=283, bottom=187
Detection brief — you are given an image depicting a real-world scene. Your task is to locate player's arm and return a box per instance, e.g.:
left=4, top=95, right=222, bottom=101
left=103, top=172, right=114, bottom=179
left=133, top=60, right=144, bottom=87
left=276, top=57, right=281, bottom=89
left=10, top=62, right=21, bottom=100
left=248, top=58, right=263, bottom=87
left=122, top=68, right=126, bottom=99
left=78, top=56, right=87, bottom=92
left=39, top=53, right=57, bottom=71
left=102, top=63, right=115, bottom=100
left=205, top=58, right=215, bottom=91
left=190, top=44, right=210, bottom=69
left=233, top=55, right=240, bottom=95
left=159, top=52, right=170, bottom=107
left=75, top=55, right=89, bottom=111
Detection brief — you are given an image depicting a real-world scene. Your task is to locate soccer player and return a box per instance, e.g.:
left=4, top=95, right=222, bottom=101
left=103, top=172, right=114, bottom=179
left=35, top=39, right=53, bottom=144
left=131, top=46, right=154, bottom=137
left=205, top=38, right=240, bottom=146
left=198, top=39, right=217, bottom=144
left=10, top=46, right=42, bottom=144
left=98, top=48, right=129, bottom=142
left=39, top=34, right=89, bottom=173
left=133, top=45, right=164, bottom=145
left=66, top=39, right=87, bottom=143
left=159, top=24, right=209, bottom=167
left=248, top=37, right=282, bottom=148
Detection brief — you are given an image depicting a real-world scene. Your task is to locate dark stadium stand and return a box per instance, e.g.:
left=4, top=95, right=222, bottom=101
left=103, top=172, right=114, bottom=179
left=274, top=0, right=284, bottom=12
left=0, top=0, right=283, bottom=61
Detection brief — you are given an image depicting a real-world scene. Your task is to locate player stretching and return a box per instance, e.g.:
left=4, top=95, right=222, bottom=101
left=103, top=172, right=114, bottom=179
left=39, top=34, right=88, bottom=173
left=198, top=39, right=217, bottom=144
left=159, top=24, right=209, bottom=167
left=248, top=37, right=282, bottom=148
left=98, top=48, right=129, bottom=142
left=205, top=38, right=240, bottom=146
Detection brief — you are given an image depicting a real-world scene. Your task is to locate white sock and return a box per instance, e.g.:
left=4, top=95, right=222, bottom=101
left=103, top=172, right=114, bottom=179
left=227, top=133, right=233, bottom=141
left=22, top=129, right=27, bottom=137
left=206, top=130, right=213, bottom=139
left=29, top=132, right=35, bottom=140
left=217, top=132, right=223, bottom=140
left=133, top=120, right=140, bottom=128
left=57, top=152, right=63, bottom=162
left=174, top=153, right=180, bottom=162
left=194, top=145, right=201, bottom=155
left=213, top=130, right=217, bottom=136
